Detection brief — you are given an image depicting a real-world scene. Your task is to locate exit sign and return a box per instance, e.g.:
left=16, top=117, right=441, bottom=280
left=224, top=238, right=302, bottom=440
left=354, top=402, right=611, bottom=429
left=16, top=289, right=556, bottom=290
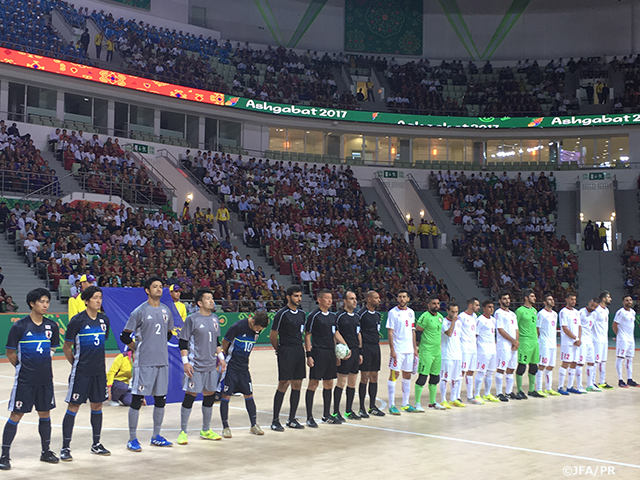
left=588, top=173, right=605, bottom=180
left=132, top=143, right=154, bottom=154
left=383, top=170, right=398, bottom=178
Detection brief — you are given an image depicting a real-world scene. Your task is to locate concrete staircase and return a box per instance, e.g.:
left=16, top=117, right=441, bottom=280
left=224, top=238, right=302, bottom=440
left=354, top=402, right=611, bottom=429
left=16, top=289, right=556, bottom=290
left=556, top=190, right=579, bottom=243
left=361, top=187, right=402, bottom=236
left=614, top=189, right=640, bottom=244
left=577, top=250, right=625, bottom=303
left=411, top=183, right=463, bottom=242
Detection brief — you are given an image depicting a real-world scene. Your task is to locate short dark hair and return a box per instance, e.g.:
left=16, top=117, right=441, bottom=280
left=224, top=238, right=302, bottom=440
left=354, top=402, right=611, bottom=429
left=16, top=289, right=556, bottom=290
left=81, top=285, right=102, bottom=302
left=522, top=289, right=534, bottom=299
left=622, top=294, right=633, bottom=301
left=482, top=299, right=494, bottom=308
left=598, top=290, right=610, bottom=302
left=286, top=285, right=303, bottom=297
left=195, top=288, right=213, bottom=305
left=466, top=297, right=479, bottom=306
left=447, top=302, right=459, bottom=311
left=566, top=293, right=577, bottom=299
left=26, top=288, right=51, bottom=309
left=144, top=275, right=164, bottom=291
left=499, top=291, right=510, bottom=300
left=543, top=292, right=554, bottom=301
left=428, top=295, right=439, bottom=302
left=317, top=288, right=332, bottom=299
left=397, top=289, right=409, bottom=296
left=253, top=311, right=269, bottom=328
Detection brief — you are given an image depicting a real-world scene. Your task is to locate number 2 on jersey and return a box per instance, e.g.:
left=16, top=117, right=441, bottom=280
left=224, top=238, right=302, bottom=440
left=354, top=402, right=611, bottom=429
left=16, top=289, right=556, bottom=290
left=155, top=323, right=162, bottom=335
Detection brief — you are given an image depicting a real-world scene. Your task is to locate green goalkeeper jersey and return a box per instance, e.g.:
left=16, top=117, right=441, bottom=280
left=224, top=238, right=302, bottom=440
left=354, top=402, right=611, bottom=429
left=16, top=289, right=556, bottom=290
left=416, top=311, right=443, bottom=356
left=515, top=305, right=537, bottom=342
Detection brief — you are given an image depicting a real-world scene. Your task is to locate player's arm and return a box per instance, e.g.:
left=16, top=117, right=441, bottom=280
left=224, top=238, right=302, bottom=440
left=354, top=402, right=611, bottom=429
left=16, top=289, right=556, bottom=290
left=216, top=336, right=226, bottom=372
left=444, top=318, right=456, bottom=337
left=387, top=328, right=396, bottom=359
left=5, top=349, right=17, bottom=367
left=358, top=331, right=363, bottom=364
left=270, top=311, right=282, bottom=353
left=412, top=328, right=418, bottom=357
left=179, top=317, right=193, bottom=377
left=612, top=313, right=619, bottom=335
left=304, top=332, right=314, bottom=368
left=63, top=340, right=75, bottom=365
left=575, top=325, right=582, bottom=346
left=222, top=338, right=231, bottom=355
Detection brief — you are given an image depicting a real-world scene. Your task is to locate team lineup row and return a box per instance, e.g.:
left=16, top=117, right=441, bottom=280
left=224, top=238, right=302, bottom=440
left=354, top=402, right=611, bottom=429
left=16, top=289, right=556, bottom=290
left=0, top=280, right=636, bottom=470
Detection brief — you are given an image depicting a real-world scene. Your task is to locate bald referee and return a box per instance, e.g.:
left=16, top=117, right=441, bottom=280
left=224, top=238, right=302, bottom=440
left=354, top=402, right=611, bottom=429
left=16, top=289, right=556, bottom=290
left=270, top=286, right=306, bottom=431
left=358, top=290, right=385, bottom=417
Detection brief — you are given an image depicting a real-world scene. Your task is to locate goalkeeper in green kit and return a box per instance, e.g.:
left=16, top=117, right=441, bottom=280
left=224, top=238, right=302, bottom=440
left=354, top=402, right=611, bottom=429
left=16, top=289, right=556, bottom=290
left=514, top=289, right=542, bottom=399
left=414, top=296, right=446, bottom=411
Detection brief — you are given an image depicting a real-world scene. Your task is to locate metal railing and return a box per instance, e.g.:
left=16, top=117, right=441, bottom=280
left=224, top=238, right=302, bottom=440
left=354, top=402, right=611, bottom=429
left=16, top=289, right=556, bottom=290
left=124, top=146, right=178, bottom=193
left=373, top=176, right=407, bottom=234
left=0, top=169, right=62, bottom=198
left=73, top=171, right=170, bottom=207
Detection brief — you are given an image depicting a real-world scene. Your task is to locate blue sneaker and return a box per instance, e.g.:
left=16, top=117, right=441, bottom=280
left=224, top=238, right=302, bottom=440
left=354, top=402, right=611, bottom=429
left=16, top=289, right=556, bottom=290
left=127, top=439, right=142, bottom=452
left=567, top=387, right=582, bottom=394
left=150, top=435, right=173, bottom=447
left=557, top=388, right=570, bottom=396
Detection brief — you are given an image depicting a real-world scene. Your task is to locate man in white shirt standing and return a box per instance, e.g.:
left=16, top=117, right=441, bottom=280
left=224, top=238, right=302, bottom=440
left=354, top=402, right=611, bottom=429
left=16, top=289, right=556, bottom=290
left=458, top=297, right=483, bottom=404
left=593, top=291, right=614, bottom=389
left=385, top=290, right=418, bottom=415
left=439, top=303, right=464, bottom=407
left=495, top=292, right=519, bottom=401
left=536, top=294, right=559, bottom=396
left=612, top=295, right=638, bottom=388
left=578, top=298, right=599, bottom=392
left=475, top=300, right=499, bottom=403
left=557, top=293, right=582, bottom=395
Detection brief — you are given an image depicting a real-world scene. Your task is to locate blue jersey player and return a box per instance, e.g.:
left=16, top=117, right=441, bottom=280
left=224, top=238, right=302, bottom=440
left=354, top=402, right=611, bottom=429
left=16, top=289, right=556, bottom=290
left=219, top=312, right=269, bottom=437
left=60, top=286, right=111, bottom=461
left=1, top=288, right=60, bottom=470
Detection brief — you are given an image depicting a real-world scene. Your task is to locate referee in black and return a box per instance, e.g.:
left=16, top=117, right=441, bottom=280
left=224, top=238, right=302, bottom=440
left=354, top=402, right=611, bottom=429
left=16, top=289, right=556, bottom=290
left=358, top=290, right=385, bottom=416
left=270, top=285, right=306, bottom=431
left=334, top=291, right=363, bottom=421
left=304, top=289, right=347, bottom=426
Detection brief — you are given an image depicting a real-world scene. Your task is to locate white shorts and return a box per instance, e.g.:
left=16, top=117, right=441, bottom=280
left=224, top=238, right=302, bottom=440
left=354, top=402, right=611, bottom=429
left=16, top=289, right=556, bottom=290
left=560, top=344, right=577, bottom=364
left=441, top=359, right=462, bottom=382
left=593, top=341, right=608, bottom=363
left=616, top=340, right=636, bottom=358
left=476, top=352, right=496, bottom=373
left=539, top=347, right=556, bottom=367
left=577, top=340, right=594, bottom=364
left=496, top=349, right=517, bottom=371
left=461, top=352, right=477, bottom=373
left=389, top=352, right=414, bottom=372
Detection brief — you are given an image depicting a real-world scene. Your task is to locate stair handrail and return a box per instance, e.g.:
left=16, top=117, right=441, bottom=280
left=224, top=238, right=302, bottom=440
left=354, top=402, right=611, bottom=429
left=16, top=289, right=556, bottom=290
left=123, top=145, right=178, bottom=193
left=18, top=170, right=75, bottom=200
left=156, top=148, right=217, bottom=201
left=373, top=175, right=407, bottom=234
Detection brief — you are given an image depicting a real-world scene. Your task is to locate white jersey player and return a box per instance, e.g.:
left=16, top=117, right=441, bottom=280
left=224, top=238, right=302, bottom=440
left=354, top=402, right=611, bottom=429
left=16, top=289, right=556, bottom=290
left=536, top=294, right=559, bottom=396
left=578, top=299, right=599, bottom=392
left=458, top=297, right=481, bottom=404
left=593, top=291, right=613, bottom=389
left=612, top=295, right=638, bottom=388
left=557, top=294, right=582, bottom=394
left=475, top=301, right=499, bottom=403
left=495, top=292, right=519, bottom=401
left=440, top=303, right=464, bottom=407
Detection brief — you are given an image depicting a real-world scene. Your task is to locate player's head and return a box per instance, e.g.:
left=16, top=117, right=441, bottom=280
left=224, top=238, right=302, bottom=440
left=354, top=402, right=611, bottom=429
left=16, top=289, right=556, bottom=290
left=81, top=285, right=102, bottom=311
left=499, top=291, right=510, bottom=309
left=396, top=289, right=410, bottom=308
left=565, top=293, right=577, bottom=308
left=522, top=289, right=536, bottom=307
left=169, top=284, right=182, bottom=302
left=622, top=294, right=634, bottom=309
left=316, top=288, right=332, bottom=311
left=365, top=290, right=380, bottom=310
left=26, top=287, right=51, bottom=314
left=598, top=290, right=611, bottom=306
left=447, top=302, right=459, bottom=319
left=588, top=297, right=599, bottom=311
left=249, top=311, right=269, bottom=332
left=195, top=288, right=215, bottom=312
left=466, top=296, right=480, bottom=314
left=482, top=299, right=494, bottom=316
left=543, top=293, right=554, bottom=309
left=428, top=295, right=439, bottom=314
left=286, top=285, right=303, bottom=309
left=144, top=275, right=164, bottom=300
left=344, top=291, right=357, bottom=313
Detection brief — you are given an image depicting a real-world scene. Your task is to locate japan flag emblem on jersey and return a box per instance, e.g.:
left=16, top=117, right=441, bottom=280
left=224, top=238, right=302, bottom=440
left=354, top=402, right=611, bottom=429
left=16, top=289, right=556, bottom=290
left=101, top=324, right=107, bottom=332
left=45, top=330, right=52, bottom=339
left=15, top=401, right=22, bottom=409
left=163, top=314, right=168, bottom=323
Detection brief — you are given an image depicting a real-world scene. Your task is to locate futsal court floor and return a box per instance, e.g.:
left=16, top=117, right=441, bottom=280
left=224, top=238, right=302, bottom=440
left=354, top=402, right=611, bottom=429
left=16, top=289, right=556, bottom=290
left=0, top=344, right=637, bottom=480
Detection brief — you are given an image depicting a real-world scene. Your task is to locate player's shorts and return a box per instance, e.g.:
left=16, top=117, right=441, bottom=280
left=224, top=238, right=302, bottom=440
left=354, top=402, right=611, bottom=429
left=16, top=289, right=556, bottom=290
left=440, top=359, right=461, bottom=381
left=476, top=352, right=497, bottom=373
left=132, top=365, right=169, bottom=396
left=497, top=349, right=517, bottom=371
left=577, top=340, right=594, bottom=364
left=277, top=344, right=306, bottom=381
left=360, top=343, right=381, bottom=372
left=518, top=341, right=539, bottom=365
left=337, top=347, right=360, bottom=375
left=417, top=351, right=441, bottom=376
left=65, top=373, right=108, bottom=404
left=309, top=348, right=337, bottom=380
left=389, top=352, right=413, bottom=372
left=560, top=344, right=578, bottom=364
left=183, top=369, right=220, bottom=393
left=616, top=340, right=636, bottom=358
left=461, top=352, right=477, bottom=372
left=9, top=383, right=56, bottom=413
left=593, top=341, right=608, bottom=363
left=220, top=368, right=253, bottom=396
left=539, top=347, right=556, bottom=367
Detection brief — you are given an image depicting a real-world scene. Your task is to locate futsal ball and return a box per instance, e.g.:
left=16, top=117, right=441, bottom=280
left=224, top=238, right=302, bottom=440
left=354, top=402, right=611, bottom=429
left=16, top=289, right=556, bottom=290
left=335, top=343, right=350, bottom=360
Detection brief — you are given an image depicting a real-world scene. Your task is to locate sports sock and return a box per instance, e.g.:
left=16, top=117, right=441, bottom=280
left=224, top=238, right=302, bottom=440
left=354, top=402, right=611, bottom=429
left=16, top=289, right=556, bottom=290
left=451, top=380, right=459, bottom=401
left=535, top=370, right=543, bottom=391
left=474, top=371, right=484, bottom=397
left=368, top=382, right=378, bottom=409
left=428, top=383, right=437, bottom=405
left=1, top=419, right=18, bottom=456
left=626, top=358, right=634, bottom=380
left=401, top=379, right=411, bottom=406
left=567, top=369, right=575, bottom=390
left=180, top=406, right=192, bottom=433
left=516, top=374, right=523, bottom=392
left=531, top=372, right=540, bottom=392
left=387, top=380, right=396, bottom=407
left=220, top=398, right=230, bottom=428
left=38, top=417, right=51, bottom=451
left=599, top=362, right=607, bottom=384
left=272, top=390, right=285, bottom=421
left=466, top=375, right=474, bottom=399
left=345, top=387, right=355, bottom=413
left=439, top=379, right=447, bottom=403
left=62, top=409, right=76, bottom=449
left=245, top=396, right=257, bottom=427
left=358, top=382, right=367, bottom=411
left=305, top=389, right=315, bottom=419
left=91, top=410, right=102, bottom=445
left=322, top=388, right=332, bottom=418
left=152, top=407, right=164, bottom=437
left=558, top=367, right=567, bottom=389
left=484, top=372, right=494, bottom=396
left=289, top=389, right=301, bottom=421
left=495, top=373, right=504, bottom=395
left=546, top=370, right=553, bottom=391
left=202, top=404, right=213, bottom=431
left=590, top=365, right=597, bottom=387
left=454, top=379, right=462, bottom=400
left=333, top=387, right=343, bottom=414
left=414, top=383, right=424, bottom=405
left=616, top=357, right=623, bottom=380
left=506, top=373, right=514, bottom=394
left=575, top=366, right=583, bottom=387
left=128, top=407, right=139, bottom=441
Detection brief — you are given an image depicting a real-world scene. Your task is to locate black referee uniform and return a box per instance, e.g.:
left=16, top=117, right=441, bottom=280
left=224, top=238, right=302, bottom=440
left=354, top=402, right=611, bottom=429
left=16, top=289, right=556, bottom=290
left=358, top=307, right=383, bottom=414
left=306, top=308, right=338, bottom=381
left=334, top=310, right=361, bottom=417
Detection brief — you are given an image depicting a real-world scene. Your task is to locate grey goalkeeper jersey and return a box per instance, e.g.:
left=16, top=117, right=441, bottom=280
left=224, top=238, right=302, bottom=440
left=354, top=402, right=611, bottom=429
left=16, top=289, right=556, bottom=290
left=124, top=301, right=174, bottom=367
left=179, top=312, right=221, bottom=372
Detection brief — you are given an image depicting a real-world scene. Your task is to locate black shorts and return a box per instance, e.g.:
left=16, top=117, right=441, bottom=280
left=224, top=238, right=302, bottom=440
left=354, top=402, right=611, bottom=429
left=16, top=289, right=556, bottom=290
left=337, top=347, right=360, bottom=375
left=309, top=348, right=337, bottom=380
left=222, top=369, right=253, bottom=396
left=10, top=383, right=56, bottom=413
left=66, top=373, right=108, bottom=404
left=360, top=343, right=381, bottom=372
left=277, top=344, right=306, bottom=381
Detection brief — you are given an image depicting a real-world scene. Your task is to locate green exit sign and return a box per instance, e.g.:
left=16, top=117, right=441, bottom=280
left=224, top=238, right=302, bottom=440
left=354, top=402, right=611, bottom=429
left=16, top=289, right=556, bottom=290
left=383, top=170, right=398, bottom=178
left=588, top=173, right=605, bottom=180
left=132, top=143, right=154, bottom=154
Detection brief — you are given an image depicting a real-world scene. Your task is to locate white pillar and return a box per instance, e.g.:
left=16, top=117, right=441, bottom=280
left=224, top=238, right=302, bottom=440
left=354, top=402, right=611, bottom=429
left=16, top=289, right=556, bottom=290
left=154, top=109, right=161, bottom=138
left=107, top=99, right=115, bottom=136
left=198, top=116, right=205, bottom=150
left=0, top=80, right=8, bottom=115
left=56, top=90, right=64, bottom=122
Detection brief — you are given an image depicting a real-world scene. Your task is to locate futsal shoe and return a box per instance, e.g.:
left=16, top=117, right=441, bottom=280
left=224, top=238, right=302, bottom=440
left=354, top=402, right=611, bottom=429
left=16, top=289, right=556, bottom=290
left=200, top=429, right=222, bottom=440
left=285, top=418, right=305, bottom=429
left=529, top=391, right=546, bottom=398
left=40, top=450, right=59, bottom=463
left=467, top=397, right=483, bottom=405
left=358, top=409, right=370, bottom=419
left=150, top=435, right=173, bottom=447
left=59, top=448, right=72, bottom=462
left=483, top=394, right=500, bottom=403
left=270, top=420, right=285, bottom=432
left=413, top=403, right=425, bottom=412
left=441, top=401, right=452, bottom=409
left=566, top=387, right=582, bottom=394
left=401, top=404, right=418, bottom=413
left=428, top=403, right=446, bottom=410
left=507, top=392, right=519, bottom=400
left=451, top=399, right=466, bottom=407
left=322, top=415, right=341, bottom=424
left=250, top=425, right=265, bottom=435
left=0, top=455, right=9, bottom=470
left=627, top=379, right=639, bottom=387
left=306, top=418, right=319, bottom=428
left=345, top=411, right=361, bottom=420
left=388, top=405, right=401, bottom=415
left=127, top=439, right=142, bottom=452
left=497, top=394, right=509, bottom=402
left=222, top=427, right=232, bottom=438
left=577, top=387, right=588, bottom=393
left=473, top=395, right=485, bottom=404
left=331, top=412, right=346, bottom=423
left=586, top=385, right=602, bottom=392
left=546, top=389, right=561, bottom=396
left=618, top=380, right=628, bottom=388
left=516, top=391, right=528, bottom=400
left=368, top=407, right=386, bottom=417
left=177, top=431, right=188, bottom=445
left=91, top=443, right=111, bottom=455
left=599, top=383, right=614, bottom=390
